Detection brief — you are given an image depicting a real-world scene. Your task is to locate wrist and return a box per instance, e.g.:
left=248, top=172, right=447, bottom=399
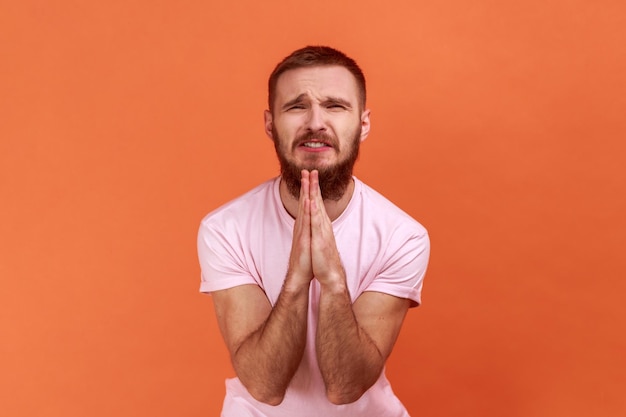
left=317, top=271, right=348, bottom=294
left=283, top=272, right=312, bottom=296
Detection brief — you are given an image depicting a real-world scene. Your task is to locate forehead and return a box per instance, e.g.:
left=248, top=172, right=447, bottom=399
left=274, top=65, right=360, bottom=104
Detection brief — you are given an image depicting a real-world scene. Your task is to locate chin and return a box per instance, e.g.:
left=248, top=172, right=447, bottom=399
left=299, top=158, right=337, bottom=171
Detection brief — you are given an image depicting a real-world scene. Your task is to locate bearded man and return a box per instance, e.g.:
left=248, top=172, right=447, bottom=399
left=197, top=46, right=430, bottom=416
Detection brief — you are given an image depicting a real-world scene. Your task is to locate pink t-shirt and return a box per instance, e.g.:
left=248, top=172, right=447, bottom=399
left=198, top=177, right=430, bottom=417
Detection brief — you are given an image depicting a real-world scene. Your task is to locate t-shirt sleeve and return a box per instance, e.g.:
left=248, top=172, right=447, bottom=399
left=365, top=227, right=430, bottom=307
left=197, top=218, right=259, bottom=294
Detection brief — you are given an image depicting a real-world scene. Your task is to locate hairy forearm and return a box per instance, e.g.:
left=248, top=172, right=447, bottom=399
left=316, top=283, right=385, bottom=405
left=233, top=282, right=310, bottom=405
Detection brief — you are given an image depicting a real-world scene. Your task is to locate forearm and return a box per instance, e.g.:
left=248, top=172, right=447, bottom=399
left=233, top=281, right=310, bottom=405
left=316, top=281, right=385, bottom=405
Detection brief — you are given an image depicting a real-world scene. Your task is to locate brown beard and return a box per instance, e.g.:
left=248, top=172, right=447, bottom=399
left=273, top=127, right=361, bottom=201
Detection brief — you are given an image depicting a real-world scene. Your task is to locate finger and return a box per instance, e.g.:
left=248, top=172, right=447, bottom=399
left=309, top=169, right=319, bottom=201
left=309, top=170, right=325, bottom=217
left=289, top=171, right=313, bottom=281
left=309, top=170, right=331, bottom=226
left=300, top=169, right=310, bottom=195
left=296, top=170, right=310, bottom=222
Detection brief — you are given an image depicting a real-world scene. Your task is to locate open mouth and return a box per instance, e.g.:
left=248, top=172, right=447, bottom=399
left=297, top=137, right=334, bottom=150
left=301, top=142, right=329, bottom=148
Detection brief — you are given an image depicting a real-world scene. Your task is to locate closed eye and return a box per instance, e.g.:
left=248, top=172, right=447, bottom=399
left=323, top=98, right=352, bottom=111
left=282, top=94, right=310, bottom=112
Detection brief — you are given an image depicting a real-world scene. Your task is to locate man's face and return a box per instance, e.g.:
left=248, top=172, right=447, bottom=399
left=264, top=65, right=370, bottom=200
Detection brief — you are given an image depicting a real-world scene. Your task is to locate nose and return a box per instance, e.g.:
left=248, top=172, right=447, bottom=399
left=305, top=105, right=326, bottom=132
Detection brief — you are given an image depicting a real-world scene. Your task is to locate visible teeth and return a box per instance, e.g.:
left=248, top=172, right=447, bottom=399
left=303, top=142, right=326, bottom=148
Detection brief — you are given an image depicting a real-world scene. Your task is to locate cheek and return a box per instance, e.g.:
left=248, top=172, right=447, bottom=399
left=272, top=118, right=297, bottom=137
left=271, top=125, right=293, bottom=153
left=337, top=119, right=361, bottom=140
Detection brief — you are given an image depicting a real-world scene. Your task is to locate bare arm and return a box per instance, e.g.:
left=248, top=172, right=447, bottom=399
left=210, top=174, right=315, bottom=405
left=212, top=282, right=309, bottom=405
left=307, top=170, right=410, bottom=404
left=316, top=287, right=410, bottom=404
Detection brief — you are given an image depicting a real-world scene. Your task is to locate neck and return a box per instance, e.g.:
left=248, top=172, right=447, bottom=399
left=280, top=177, right=355, bottom=222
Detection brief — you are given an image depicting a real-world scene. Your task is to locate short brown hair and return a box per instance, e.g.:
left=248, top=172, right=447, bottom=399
left=268, top=45, right=366, bottom=112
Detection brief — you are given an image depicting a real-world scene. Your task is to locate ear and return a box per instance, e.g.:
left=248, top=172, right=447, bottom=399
left=359, top=109, right=371, bottom=142
left=264, top=110, right=274, bottom=140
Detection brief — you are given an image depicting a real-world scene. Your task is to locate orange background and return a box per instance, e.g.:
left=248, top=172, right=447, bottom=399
left=1, top=1, right=625, bottom=416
